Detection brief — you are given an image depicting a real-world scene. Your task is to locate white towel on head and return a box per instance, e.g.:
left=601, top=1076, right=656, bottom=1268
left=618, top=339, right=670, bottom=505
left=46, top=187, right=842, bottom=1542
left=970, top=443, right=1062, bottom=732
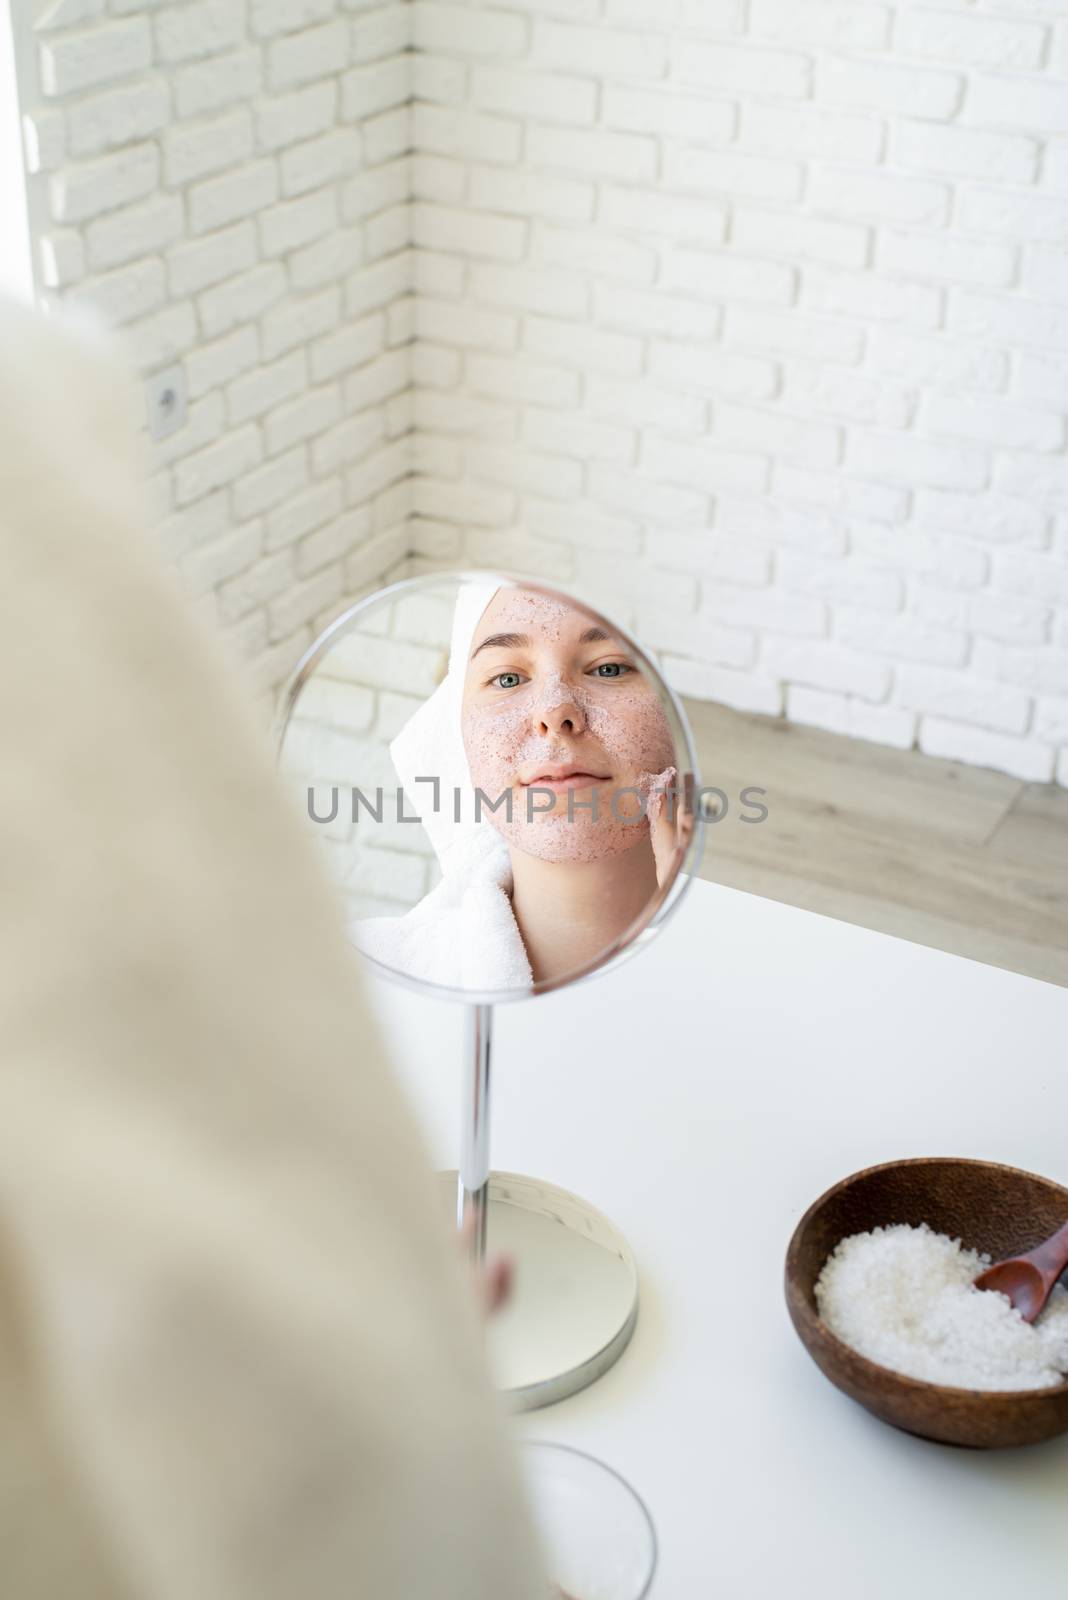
left=349, top=578, right=534, bottom=993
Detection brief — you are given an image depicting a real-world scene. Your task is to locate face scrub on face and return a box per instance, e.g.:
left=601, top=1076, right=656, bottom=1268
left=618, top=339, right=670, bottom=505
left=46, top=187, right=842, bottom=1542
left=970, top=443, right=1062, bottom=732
left=460, top=589, right=677, bottom=866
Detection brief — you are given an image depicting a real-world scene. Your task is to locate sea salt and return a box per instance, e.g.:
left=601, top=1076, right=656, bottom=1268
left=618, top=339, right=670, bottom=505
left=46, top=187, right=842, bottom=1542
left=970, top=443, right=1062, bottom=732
left=815, top=1222, right=1068, bottom=1391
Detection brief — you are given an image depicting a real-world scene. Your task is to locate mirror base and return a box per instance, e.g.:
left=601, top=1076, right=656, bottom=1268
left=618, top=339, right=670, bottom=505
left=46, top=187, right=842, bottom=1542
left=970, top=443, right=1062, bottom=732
left=438, top=1170, right=638, bottom=1412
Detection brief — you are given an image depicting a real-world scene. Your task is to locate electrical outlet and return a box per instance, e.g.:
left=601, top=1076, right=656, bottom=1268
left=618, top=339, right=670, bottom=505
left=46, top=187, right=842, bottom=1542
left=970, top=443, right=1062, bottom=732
left=146, top=366, right=187, bottom=441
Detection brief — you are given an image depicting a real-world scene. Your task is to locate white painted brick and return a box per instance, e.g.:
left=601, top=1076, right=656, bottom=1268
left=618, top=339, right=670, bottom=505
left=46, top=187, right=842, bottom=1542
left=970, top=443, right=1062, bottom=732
left=649, top=341, right=779, bottom=402
left=343, top=350, right=408, bottom=411
left=386, top=293, right=413, bottom=347
left=260, top=188, right=338, bottom=255
left=997, top=452, right=1068, bottom=505
left=234, top=444, right=308, bottom=519
left=713, top=402, right=841, bottom=470
left=366, top=205, right=410, bottom=260
left=185, top=325, right=259, bottom=400
left=164, top=109, right=253, bottom=188
left=218, top=549, right=295, bottom=624
left=168, top=221, right=258, bottom=297
left=662, top=247, right=796, bottom=306
left=1014, top=349, right=1068, bottom=408
left=346, top=438, right=410, bottom=503
left=670, top=39, right=810, bottom=96
left=739, top=103, right=884, bottom=166
left=801, top=266, right=943, bottom=330
left=818, top=55, right=963, bottom=118
left=157, top=489, right=230, bottom=565
left=1036, top=697, right=1068, bottom=745
left=86, top=193, right=183, bottom=271
left=876, top=228, right=1016, bottom=289
left=1046, top=141, right=1068, bottom=196
left=126, top=301, right=197, bottom=370
left=992, top=550, right=1068, bottom=606
left=850, top=524, right=989, bottom=591
left=786, top=687, right=916, bottom=750
left=363, top=107, right=411, bottom=164
left=228, top=349, right=308, bottom=424
left=411, top=153, right=467, bottom=204
left=602, top=84, right=735, bottom=143
left=291, top=228, right=364, bottom=291
left=262, top=285, right=340, bottom=359
left=779, top=550, right=902, bottom=612
left=199, top=262, right=287, bottom=337
left=255, top=82, right=338, bottom=150
left=413, top=343, right=462, bottom=388
left=523, top=407, right=635, bottom=464
left=461, top=352, right=573, bottom=408
left=413, top=249, right=464, bottom=297
left=39, top=18, right=150, bottom=96
left=978, top=637, right=1068, bottom=697
left=587, top=373, right=705, bottom=434
left=808, top=167, right=949, bottom=226
left=412, top=54, right=467, bottom=106
left=847, top=430, right=989, bottom=492
left=532, top=19, right=668, bottom=77
left=641, top=432, right=769, bottom=496
left=180, top=520, right=264, bottom=598
left=897, top=8, right=1048, bottom=70
left=968, top=591, right=1051, bottom=646
left=412, top=104, right=522, bottom=166
left=732, top=208, right=869, bottom=270
left=412, top=202, right=525, bottom=260
left=466, top=440, right=582, bottom=500
left=39, top=231, right=85, bottom=288
left=964, top=73, right=1068, bottom=137
left=415, top=389, right=515, bottom=442
left=839, top=608, right=969, bottom=666
left=793, top=360, right=916, bottom=433
left=703, top=585, right=827, bottom=637
left=412, top=296, right=512, bottom=356
left=311, top=313, right=385, bottom=381
left=725, top=305, right=864, bottom=365
left=664, top=145, right=802, bottom=204
left=958, top=186, right=1068, bottom=243
left=23, top=108, right=66, bottom=173
left=267, top=21, right=350, bottom=89
left=268, top=561, right=344, bottom=641
left=950, top=289, right=1068, bottom=353
left=919, top=392, right=1064, bottom=453
left=342, top=159, right=408, bottom=223
left=596, top=291, right=717, bottom=351
left=469, top=260, right=587, bottom=317
left=411, top=2, right=528, bottom=57
left=469, top=65, right=596, bottom=125
left=266, top=385, right=342, bottom=455
left=155, top=0, right=244, bottom=63
left=894, top=120, right=1038, bottom=185
left=1024, top=245, right=1068, bottom=304
left=175, top=49, right=262, bottom=118
left=865, top=327, right=1008, bottom=393
left=350, top=6, right=409, bottom=64
left=752, top=0, right=890, bottom=48
left=175, top=425, right=262, bottom=507
left=35, top=0, right=105, bottom=31
left=250, top=0, right=335, bottom=38
left=526, top=497, right=642, bottom=556
left=66, top=256, right=165, bottom=324
left=915, top=488, right=1049, bottom=550
left=588, top=463, right=708, bottom=525
left=267, top=477, right=344, bottom=549
left=534, top=224, right=658, bottom=286
left=665, top=658, right=782, bottom=716
left=761, top=638, right=892, bottom=702
left=342, top=57, right=409, bottom=120
left=918, top=719, right=1054, bottom=783
left=468, top=165, right=594, bottom=223
left=190, top=160, right=279, bottom=236
left=66, top=79, right=169, bottom=158
left=529, top=124, right=658, bottom=184
left=296, top=508, right=371, bottom=576
left=896, top=666, right=1030, bottom=733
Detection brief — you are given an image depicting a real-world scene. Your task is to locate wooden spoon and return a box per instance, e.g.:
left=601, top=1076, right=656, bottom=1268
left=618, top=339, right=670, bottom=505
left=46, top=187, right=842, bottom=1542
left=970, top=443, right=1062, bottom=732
left=974, top=1218, right=1068, bottom=1323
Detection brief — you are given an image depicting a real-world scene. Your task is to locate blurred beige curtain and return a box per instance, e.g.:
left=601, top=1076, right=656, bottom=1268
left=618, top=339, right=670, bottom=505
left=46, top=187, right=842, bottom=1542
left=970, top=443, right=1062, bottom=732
left=0, top=298, right=545, bottom=1600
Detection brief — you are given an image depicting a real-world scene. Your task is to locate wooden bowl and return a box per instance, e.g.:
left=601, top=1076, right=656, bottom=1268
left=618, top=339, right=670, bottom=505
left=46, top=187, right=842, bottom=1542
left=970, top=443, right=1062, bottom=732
left=785, top=1157, right=1068, bottom=1449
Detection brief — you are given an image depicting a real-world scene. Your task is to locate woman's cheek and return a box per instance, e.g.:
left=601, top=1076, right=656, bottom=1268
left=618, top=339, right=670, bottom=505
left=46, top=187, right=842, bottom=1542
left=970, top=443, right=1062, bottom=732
left=461, top=701, right=527, bottom=797
left=583, top=689, right=675, bottom=776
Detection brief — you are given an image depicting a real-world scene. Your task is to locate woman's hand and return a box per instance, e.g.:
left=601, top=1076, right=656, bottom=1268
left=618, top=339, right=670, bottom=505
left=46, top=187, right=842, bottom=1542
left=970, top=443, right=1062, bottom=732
left=646, top=766, right=694, bottom=889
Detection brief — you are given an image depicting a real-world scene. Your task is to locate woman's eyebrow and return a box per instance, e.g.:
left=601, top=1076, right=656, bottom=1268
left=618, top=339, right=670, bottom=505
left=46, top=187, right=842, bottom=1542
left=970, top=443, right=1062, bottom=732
left=470, top=630, right=530, bottom=659
left=579, top=625, right=612, bottom=644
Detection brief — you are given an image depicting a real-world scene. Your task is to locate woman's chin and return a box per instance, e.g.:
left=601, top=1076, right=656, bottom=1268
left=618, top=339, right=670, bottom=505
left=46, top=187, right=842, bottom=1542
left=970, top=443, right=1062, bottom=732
left=494, top=818, right=651, bottom=865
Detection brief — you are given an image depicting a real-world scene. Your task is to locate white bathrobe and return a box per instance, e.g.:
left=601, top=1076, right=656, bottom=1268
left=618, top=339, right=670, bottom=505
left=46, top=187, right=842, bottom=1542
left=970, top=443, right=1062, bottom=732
left=0, top=298, right=545, bottom=1600
left=350, top=580, right=535, bottom=993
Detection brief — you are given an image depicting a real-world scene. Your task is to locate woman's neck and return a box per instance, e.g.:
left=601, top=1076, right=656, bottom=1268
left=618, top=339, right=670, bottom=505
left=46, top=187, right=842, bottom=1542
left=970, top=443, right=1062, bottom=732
left=508, top=840, right=659, bottom=986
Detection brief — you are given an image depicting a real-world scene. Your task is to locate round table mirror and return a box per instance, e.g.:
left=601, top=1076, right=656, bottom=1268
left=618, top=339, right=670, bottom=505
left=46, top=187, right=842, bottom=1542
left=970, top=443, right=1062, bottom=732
left=276, top=571, right=702, bottom=1407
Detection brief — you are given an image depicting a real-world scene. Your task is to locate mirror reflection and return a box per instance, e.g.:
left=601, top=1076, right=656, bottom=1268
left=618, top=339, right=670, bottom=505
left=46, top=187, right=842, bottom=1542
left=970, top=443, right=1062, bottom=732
left=279, top=574, right=695, bottom=996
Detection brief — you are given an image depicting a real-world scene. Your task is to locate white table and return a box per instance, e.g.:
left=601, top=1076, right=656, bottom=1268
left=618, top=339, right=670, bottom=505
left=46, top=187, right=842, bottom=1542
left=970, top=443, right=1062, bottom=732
left=367, top=876, right=1068, bottom=1597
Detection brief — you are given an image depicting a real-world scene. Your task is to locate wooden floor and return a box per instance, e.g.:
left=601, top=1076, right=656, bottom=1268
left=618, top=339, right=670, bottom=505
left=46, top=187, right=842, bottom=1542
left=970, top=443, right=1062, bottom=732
left=683, top=699, right=1068, bottom=990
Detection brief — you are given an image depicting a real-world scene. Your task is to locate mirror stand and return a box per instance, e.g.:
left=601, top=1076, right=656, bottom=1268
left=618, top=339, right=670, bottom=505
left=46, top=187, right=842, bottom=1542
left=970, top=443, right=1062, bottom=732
left=450, top=1003, right=640, bottom=1413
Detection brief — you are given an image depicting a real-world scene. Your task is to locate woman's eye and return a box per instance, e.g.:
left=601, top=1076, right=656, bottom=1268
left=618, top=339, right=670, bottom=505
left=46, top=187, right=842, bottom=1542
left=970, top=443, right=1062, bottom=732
left=590, top=662, right=631, bottom=679
left=491, top=670, right=524, bottom=689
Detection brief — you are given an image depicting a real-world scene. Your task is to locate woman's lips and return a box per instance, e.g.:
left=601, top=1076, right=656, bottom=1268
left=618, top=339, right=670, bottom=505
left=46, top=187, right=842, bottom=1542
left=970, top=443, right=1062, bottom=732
left=521, top=771, right=610, bottom=792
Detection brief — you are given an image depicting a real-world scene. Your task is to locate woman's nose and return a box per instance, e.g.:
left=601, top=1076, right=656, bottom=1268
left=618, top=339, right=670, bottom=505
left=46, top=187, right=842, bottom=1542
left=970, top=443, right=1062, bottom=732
left=533, top=679, right=586, bottom=737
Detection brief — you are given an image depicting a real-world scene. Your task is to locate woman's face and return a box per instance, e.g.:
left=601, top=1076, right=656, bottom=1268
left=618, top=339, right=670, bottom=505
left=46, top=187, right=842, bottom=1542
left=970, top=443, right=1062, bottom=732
left=460, top=588, right=676, bottom=863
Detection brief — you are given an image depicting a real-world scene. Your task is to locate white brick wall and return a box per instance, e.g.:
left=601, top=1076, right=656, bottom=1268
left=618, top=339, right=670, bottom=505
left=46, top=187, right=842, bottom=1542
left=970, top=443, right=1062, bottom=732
left=410, top=0, right=1068, bottom=788
left=10, top=0, right=1068, bottom=787
left=16, top=0, right=412, bottom=717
